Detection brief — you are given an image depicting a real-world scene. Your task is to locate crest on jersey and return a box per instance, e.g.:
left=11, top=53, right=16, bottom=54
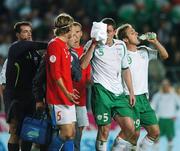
left=97, top=115, right=102, bottom=121
left=49, top=55, right=56, bottom=63
left=127, top=54, right=132, bottom=64
left=97, top=47, right=104, bottom=56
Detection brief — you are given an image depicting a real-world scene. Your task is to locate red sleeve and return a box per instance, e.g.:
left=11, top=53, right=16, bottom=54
left=48, top=41, right=61, bottom=80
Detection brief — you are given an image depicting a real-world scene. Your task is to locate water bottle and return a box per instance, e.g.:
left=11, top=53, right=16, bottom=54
left=139, top=32, right=157, bottom=40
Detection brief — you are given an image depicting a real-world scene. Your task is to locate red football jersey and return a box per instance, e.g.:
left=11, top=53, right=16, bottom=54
left=73, top=46, right=91, bottom=106
left=46, top=37, right=73, bottom=105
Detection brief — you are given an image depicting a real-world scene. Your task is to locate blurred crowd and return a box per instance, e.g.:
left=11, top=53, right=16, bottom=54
left=0, top=0, right=180, bottom=92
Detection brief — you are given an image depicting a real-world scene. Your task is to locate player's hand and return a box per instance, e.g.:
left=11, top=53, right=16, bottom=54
left=36, top=101, right=45, bottom=111
left=146, top=32, right=158, bottom=44
left=66, top=89, right=80, bottom=105
left=73, top=89, right=80, bottom=99
left=147, top=38, right=158, bottom=45
left=91, top=38, right=98, bottom=47
left=129, top=93, right=136, bottom=107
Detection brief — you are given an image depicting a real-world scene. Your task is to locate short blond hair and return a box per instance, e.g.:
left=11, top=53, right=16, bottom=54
left=54, top=13, right=74, bottom=36
left=116, top=23, right=131, bottom=40
left=73, top=21, right=82, bottom=29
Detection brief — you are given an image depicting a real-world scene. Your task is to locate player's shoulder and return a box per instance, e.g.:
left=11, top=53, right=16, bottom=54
left=48, top=37, right=61, bottom=46
left=9, top=41, right=18, bottom=49
left=10, top=40, right=28, bottom=49
left=152, top=92, right=161, bottom=99
left=84, top=40, right=92, bottom=51
left=114, top=39, right=126, bottom=47
left=113, top=39, right=127, bottom=53
left=70, top=48, right=79, bottom=58
left=137, top=45, right=151, bottom=51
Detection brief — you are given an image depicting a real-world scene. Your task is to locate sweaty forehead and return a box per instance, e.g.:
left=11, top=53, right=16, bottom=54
left=107, top=25, right=114, bottom=31
left=20, top=25, right=32, bottom=31
left=127, top=26, right=135, bottom=33
left=72, top=25, right=81, bottom=31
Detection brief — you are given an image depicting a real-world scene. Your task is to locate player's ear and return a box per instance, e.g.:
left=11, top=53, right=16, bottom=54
left=16, top=33, right=20, bottom=38
left=123, top=37, right=128, bottom=43
left=80, top=31, right=83, bottom=37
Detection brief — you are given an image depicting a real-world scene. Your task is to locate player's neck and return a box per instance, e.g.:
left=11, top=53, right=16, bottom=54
left=73, top=42, right=80, bottom=48
left=57, top=36, right=68, bottom=43
left=106, top=39, right=114, bottom=47
left=127, top=44, right=137, bottom=52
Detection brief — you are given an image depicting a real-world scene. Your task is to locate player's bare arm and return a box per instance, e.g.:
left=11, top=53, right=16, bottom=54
left=148, top=38, right=169, bottom=60
left=122, top=68, right=136, bottom=106
left=80, top=40, right=97, bottom=69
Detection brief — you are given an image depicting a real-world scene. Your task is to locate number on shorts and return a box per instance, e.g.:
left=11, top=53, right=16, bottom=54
left=134, top=119, right=140, bottom=128
left=103, top=113, right=108, bottom=122
left=57, top=111, right=61, bottom=121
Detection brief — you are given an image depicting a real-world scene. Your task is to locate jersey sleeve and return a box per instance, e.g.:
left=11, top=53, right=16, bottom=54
left=147, top=46, right=158, bottom=60
left=151, top=93, right=160, bottom=111
left=121, top=43, right=129, bottom=70
left=70, top=49, right=82, bottom=82
left=32, top=57, right=46, bottom=102
left=83, top=40, right=92, bottom=53
left=9, top=41, right=47, bottom=58
left=0, top=59, right=7, bottom=85
left=47, top=41, right=61, bottom=81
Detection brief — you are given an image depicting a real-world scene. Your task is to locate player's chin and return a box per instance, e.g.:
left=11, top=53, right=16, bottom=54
left=136, top=40, right=140, bottom=45
left=27, top=37, right=32, bottom=41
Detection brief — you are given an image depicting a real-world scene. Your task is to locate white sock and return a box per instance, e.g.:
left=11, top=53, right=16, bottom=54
left=96, top=140, right=107, bottom=151
left=112, top=137, right=135, bottom=151
left=152, top=142, right=159, bottom=151
left=168, top=141, right=173, bottom=151
left=138, top=136, right=154, bottom=151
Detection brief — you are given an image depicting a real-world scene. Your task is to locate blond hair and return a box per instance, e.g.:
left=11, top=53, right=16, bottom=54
left=116, top=23, right=131, bottom=40
left=54, top=13, right=74, bottom=36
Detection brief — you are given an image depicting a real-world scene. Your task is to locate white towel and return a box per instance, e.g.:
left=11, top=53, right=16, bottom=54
left=90, top=22, right=107, bottom=44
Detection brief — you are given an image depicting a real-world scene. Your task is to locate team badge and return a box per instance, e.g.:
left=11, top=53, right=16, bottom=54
left=49, top=55, right=56, bottom=63
left=97, top=115, right=102, bottom=121
left=127, top=54, right=132, bottom=65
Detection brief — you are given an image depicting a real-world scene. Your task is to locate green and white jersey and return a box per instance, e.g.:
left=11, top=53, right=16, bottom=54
left=84, top=39, right=129, bottom=95
left=124, top=45, right=157, bottom=95
left=151, top=92, right=180, bottom=118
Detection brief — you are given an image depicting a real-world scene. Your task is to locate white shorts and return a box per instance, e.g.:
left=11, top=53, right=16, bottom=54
left=50, top=104, right=76, bottom=125
left=76, top=106, right=89, bottom=127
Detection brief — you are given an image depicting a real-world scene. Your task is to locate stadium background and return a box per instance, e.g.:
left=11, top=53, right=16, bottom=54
left=0, top=0, right=180, bottom=150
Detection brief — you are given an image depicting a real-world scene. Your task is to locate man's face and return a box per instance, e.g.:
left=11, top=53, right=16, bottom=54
left=67, top=32, right=75, bottom=48
left=125, top=26, right=140, bottom=45
left=17, top=25, right=32, bottom=41
left=66, top=25, right=73, bottom=41
left=162, top=80, right=171, bottom=93
left=68, top=25, right=82, bottom=47
left=106, top=25, right=116, bottom=43
left=72, top=25, right=82, bottom=44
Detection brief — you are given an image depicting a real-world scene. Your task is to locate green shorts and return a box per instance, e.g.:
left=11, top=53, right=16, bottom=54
left=159, top=118, right=175, bottom=140
left=91, top=83, right=133, bottom=125
left=128, top=94, right=158, bottom=130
